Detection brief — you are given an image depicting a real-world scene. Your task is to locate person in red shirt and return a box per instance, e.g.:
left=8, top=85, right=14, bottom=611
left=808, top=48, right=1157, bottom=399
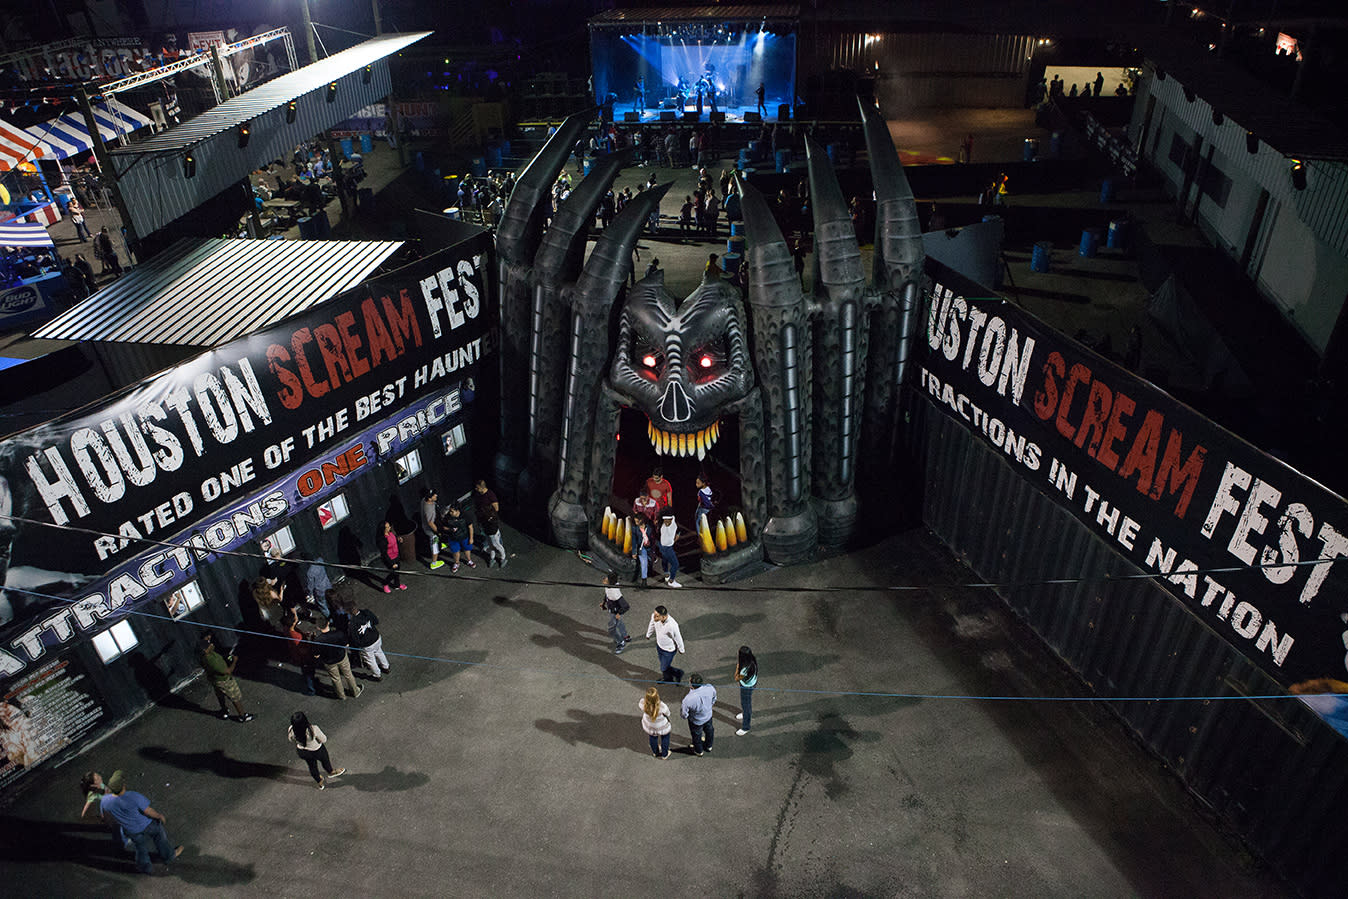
left=645, top=467, right=672, bottom=513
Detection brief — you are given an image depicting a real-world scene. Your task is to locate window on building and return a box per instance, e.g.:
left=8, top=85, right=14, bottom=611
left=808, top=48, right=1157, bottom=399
left=260, top=525, right=296, bottom=559
left=164, top=581, right=206, bottom=620
left=317, top=493, right=350, bottom=530
left=92, top=620, right=139, bottom=664
left=394, top=449, right=423, bottom=484
left=1167, top=133, right=1190, bottom=168
left=1199, top=163, right=1232, bottom=207
left=442, top=424, right=467, bottom=456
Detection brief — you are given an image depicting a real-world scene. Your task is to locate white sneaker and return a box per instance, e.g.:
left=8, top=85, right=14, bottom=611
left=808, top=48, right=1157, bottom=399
left=734, top=713, right=743, bottom=721
left=736, top=728, right=749, bottom=736
left=667, top=579, right=682, bottom=588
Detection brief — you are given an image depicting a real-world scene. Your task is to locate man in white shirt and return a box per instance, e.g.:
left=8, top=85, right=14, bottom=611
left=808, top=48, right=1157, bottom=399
left=658, top=512, right=681, bottom=588
left=645, top=604, right=685, bottom=684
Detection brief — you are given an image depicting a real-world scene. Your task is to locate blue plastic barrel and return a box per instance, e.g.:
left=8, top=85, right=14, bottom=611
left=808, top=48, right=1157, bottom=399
left=1023, top=138, right=1039, bottom=161
left=1107, top=219, right=1129, bottom=249
left=1100, top=178, right=1116, bottom=203
left=729, top=222, right=743, bottom=237
left=442, top=207, right=461, bottom=220
left=1079, top=228, right=1102, bottom=258
left=360, top=133, right=373, bottom=154
left=774, top=149, right=790, bottom=173
left=297, top=216, right=316, bottom=239
left=1030, top=242, right=1051, bottom=272
left=339, top=138, right=354, bottom=159
left=740, top=167, right=756, bottom=179
left=500, top=140, right=511, bottom=156
left=826, top=144, right=837, bottom=164
left=582, top=158, right=594, bottom=175
left=721, top=252, right=742, bottom=273
left=727, top=235, right=746, bottom=255
left=748, top=140, right=762, bottom=157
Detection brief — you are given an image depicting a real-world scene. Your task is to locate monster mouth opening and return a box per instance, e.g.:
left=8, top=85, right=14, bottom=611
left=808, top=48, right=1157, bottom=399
left=613, top=407, right=743, bottom=529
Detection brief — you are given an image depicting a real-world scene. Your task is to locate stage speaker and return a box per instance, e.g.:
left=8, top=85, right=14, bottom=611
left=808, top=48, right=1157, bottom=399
left=710, top=111, right=725, bottom=124
left=660, top=97, right=678, bottom=109
left=683, top=111, right=699, bottom=122
left=623, top=111, right=639, bottom=123
left=744, top=111, right=762, bottom=124
left=777, top=103, right=791, bottom=121
left=660, top=110, right=676, bottom=122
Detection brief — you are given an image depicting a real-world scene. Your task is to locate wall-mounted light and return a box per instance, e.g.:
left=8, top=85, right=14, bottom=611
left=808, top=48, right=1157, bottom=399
left=1245, top=131, right=1258, bottom=154
left=286, top=99, right=297, bottom=123
left=237, top=122, right=251, bottom=148
left=362, top=64, right=372, bottom=84
left=183, top=152, right=196, bottom=178
left=1156, top=68, right=1167, bottom=81
left=1183, top=86, right=1196, bottom=102
left=1291, top=160, right=1307, bottom=191
left=1211, top=109, right=1223, bottom=126
left=326, top=81, right=337, bottom=103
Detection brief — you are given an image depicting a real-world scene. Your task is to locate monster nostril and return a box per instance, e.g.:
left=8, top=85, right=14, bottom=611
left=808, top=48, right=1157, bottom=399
left=659, top=381, right=693, bottom=423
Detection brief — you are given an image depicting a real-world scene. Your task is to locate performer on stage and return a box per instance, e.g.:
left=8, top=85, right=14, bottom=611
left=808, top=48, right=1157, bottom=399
left=634, top=77, right=646, bottom=111
left=756, top=82, right=767, bottom=117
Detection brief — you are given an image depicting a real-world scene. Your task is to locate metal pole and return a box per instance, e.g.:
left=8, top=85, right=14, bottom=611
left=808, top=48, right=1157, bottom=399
left=209, top=45, right=231, bottom=100
left=76, top=87, right=138, bottom=266
left=301, top=0, right=317, bottom=65
left=372, top=0, right=383, bottom=35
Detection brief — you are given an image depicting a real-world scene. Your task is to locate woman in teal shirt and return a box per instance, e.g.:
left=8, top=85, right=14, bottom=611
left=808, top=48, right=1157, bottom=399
left=734, top=645, right=757, bottom=735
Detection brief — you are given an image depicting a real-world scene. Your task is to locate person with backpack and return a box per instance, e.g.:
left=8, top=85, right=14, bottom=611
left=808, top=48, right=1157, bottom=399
left=600, top=573, right=631, bottom=654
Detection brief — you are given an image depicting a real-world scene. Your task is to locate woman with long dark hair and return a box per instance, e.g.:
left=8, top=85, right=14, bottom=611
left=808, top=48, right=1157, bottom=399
left=380, top=520, right=405, bottom=593
left=287, top=711, right=345, bottom=789
left=734, top=645, right=757, bottom=735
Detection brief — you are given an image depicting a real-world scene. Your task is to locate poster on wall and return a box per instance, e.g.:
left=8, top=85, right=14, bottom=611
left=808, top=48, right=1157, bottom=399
left=1, top=656, right=105, bottom=790
left=0, top=231, right=494, bottom=688
left=915, top=259, right=1348, bottom=694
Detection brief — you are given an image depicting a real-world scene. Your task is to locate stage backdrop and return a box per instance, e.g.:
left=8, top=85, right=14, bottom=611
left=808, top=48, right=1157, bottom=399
left=591, top=27, right=796, bottom=113
left=0, top=233, right=492, bottom=687
left=916, top=259, right=1348, bottom=690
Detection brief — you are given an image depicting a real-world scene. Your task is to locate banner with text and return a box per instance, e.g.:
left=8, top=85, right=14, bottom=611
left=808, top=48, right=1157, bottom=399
left=916, top=259, right=1348, bottom=688
left=0, top=233, right=493, bottom=683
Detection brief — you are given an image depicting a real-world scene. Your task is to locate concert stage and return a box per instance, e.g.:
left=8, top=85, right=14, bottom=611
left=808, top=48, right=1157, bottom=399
left=589, top=9, right=797, bottom=128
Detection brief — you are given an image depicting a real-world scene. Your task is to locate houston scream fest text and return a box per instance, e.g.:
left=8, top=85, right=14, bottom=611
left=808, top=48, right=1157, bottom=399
left=20, top=257, right=484, bottom=563
left=920, top=285, right=1348, bottom=677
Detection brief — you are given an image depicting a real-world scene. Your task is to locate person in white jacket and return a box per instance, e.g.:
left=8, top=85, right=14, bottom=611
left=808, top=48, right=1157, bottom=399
left=640, top=687, right=672, bottom=759
left=645, top=605, right=685, bottom=683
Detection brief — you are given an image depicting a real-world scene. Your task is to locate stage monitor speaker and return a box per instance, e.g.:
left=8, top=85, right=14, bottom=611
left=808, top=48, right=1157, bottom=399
left=683, top=111, right=700, bottom=122
left=660, top=97, right=678, bottom=109
left=744, top=111, right=762, bottom=124
left=710, top=111, right=725, bottom=124
left=660, top=110, right=676, bottom=121
left=623, top=111, right=639, bottom=123
left=777, top=103, right=791, bottom=121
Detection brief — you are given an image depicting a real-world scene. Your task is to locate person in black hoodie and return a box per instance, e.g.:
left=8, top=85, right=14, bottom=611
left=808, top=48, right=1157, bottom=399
left=345, top=599, right=389, bottom=681
left=311, top=618, right=362, bottom=700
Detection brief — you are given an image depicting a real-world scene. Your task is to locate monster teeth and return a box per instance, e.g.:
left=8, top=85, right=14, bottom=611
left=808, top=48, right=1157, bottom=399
left=647, top=422, right=725, bottom=457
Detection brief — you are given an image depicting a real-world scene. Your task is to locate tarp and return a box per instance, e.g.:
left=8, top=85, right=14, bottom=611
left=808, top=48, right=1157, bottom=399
left=0, top=220, right=55, bottom=248
left=0, top=99, right=153, bottom=171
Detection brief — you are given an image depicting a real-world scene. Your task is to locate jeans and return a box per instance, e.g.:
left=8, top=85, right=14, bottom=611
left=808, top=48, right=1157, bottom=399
left=607, top=613, right=629, bottom=649
left=358, top=637, right=388, bottom=676
left=740, top=684, right=754, bottom=730
left=297, top=744, right=335, bottom=783
left=128, top=819, right=175, bottom=874
left=648, top=733, right=670, bottom=757
left=658, top=544, right=678, bottom=581
left=689, top=718, right=714, bottom=753
left=484, top=532, right=506, bottom=564
left=657, top=645, right=677, bottom=682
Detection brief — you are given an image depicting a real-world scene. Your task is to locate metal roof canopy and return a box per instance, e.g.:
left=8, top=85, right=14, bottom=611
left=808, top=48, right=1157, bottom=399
left=33, top=237, right=403, bottom=346
left=111, top=31, right=430, bottom=156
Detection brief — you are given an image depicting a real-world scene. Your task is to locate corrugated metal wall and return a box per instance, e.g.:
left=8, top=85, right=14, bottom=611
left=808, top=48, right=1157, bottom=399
left=112, top=62, right=393, bottom=239
left=908, top=392, right=1348, bottom=898
left=815, top=32, right=1036, bottom=76
left=1142, top=73, right=1348, bottom=257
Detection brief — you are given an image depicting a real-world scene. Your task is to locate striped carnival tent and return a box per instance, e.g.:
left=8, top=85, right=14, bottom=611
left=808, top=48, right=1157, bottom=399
left=0, top=98, right=153, bottom=171
left=0, top=220, right=56, bottom=248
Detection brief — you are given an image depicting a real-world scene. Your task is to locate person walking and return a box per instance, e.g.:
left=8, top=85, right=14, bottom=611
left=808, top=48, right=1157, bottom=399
left=693, top=476, right=714, bottom=531
left=645, top=604, right=685, bottom=683
left=197, top=633, right=254, bottom=722
left=600, top=574, right=631, bottom=654
left=658, top=511, right=681, bottom=588
left=640, top=687, right=672, bottom=759
left=632, top=515, right=656, bottom=588
left=380, top=520, right=406, bottom=592
left=680, top=673, right=717, bottom=756
left=94, top=227, right=121, bottom=275
left=69, top=201, right=90, bottom=242
left=733, top=645, right=757, bottom=735
left=81, top=770, right=132, bottom=855
left=287, top=711, right=346, bottom=789
left=346, top=601, right=390, bottom=680
left=312, top=618, right=362, bottom=700
left=99, top=771, right=182, bottom=875
left=421, top=488, right=444, bottom=570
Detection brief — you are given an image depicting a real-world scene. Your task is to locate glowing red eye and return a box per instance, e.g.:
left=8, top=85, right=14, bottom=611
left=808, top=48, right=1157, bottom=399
left=642, top=354, right=658, bottom=368
left=699, top=355, right=714, bottom=369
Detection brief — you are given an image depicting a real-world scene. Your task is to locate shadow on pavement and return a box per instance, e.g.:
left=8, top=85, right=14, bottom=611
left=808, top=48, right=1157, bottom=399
left=535, top=710, right=639, bottom=751
left=138, top=746, right=288, bottom=781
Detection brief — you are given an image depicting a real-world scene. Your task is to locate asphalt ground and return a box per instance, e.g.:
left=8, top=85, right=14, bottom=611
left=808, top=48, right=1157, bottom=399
left=0, top=524, right=1287, bottom=897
